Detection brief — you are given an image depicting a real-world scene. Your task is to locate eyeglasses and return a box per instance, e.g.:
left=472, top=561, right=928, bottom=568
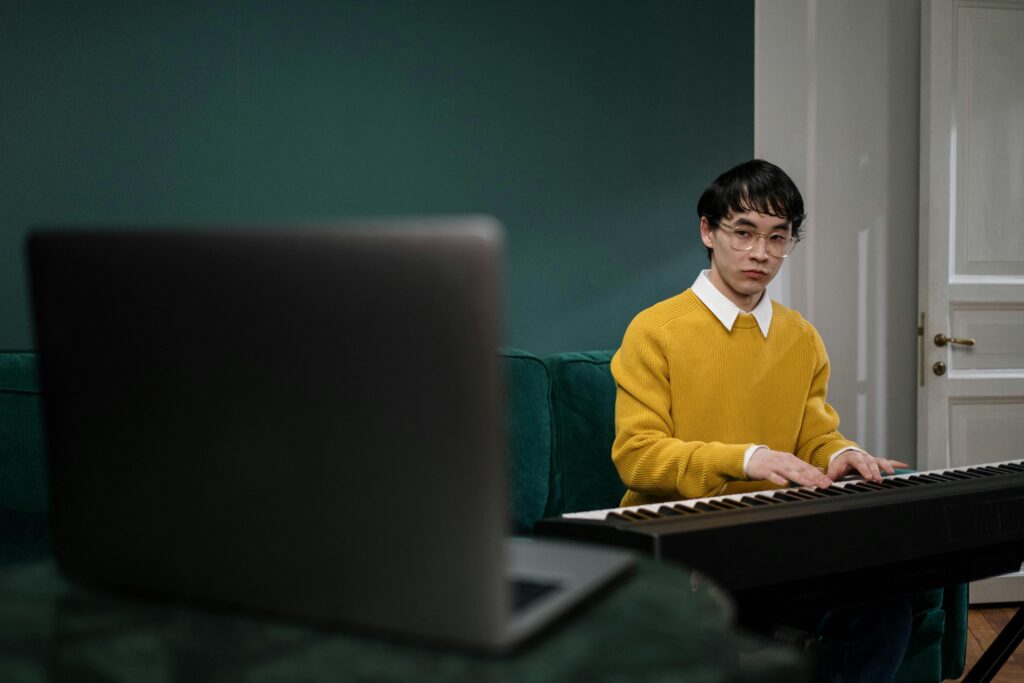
left=714, top=222, right=799, bottom=258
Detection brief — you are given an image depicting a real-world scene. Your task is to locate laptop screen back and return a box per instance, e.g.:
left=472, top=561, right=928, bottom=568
left=29, top=218, right=510, bottom=645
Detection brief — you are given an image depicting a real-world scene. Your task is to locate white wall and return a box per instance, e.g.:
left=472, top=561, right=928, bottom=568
left=756, top=0, right=922, bottom=465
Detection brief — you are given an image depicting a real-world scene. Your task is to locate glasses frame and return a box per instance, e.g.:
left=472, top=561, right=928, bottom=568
left=714, top=221, right=800, bottom=258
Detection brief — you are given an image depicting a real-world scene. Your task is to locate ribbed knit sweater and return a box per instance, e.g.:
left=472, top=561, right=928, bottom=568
left=611, top=288, right=858, bottom=507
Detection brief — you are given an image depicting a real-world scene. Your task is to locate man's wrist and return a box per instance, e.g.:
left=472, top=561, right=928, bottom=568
left=828, top=447, right=867, bottom=467
left=743, top=444, right=767, bottom=477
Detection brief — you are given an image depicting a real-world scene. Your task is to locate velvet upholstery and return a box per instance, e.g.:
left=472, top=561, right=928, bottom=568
left=0, top=352, right=46, bottom=513
left=0, top=352, right=51, bottom=561
left=500, top=349, right=552, bottom=534
left=543, top=351, right=624, bottom=517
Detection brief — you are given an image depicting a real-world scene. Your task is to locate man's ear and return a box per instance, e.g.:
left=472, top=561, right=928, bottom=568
left=699, top=217, right=714, bottom=250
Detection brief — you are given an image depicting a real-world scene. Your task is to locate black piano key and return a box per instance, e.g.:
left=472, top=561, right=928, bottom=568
left=656, top=505, right=685, bottom=517
left=838, top=484, right=866, bottom=493
left=740, top=496, right=771, bottom=506
left=1000, top=463, right=1024, bottom=472
left=786, top=490, right=817, bottom=500
left=694, top=502, right=717, bottom=512
left=753, top=494, right=784, bottom=505
left=605, top=512, right=629, bottom=522
left=715, top=498, right=746, bottom=509
left=974, top=467, right=1003, bottom=476
left=671, top=504, right=700, bottom=514
left=816, top=487, right=845, bottom=496
left=772, top=492, right=802, bottom=502
left=621, top=510, right=648, bottom=521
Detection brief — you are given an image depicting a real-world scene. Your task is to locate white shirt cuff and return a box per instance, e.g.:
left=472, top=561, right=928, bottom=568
left=743, top=444, right=767, bottom=477
left=828, top=447, right=867, bottom=466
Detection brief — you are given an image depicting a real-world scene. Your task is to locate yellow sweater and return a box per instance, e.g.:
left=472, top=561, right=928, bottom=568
left=611, top=288, right=858, bottom=506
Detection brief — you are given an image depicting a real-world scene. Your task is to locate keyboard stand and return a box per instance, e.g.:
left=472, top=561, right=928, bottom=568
left=961, top=605, right=1024, bottom=683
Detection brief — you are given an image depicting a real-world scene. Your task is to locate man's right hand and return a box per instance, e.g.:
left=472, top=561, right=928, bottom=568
left=746, top=447, right=832, bottom=489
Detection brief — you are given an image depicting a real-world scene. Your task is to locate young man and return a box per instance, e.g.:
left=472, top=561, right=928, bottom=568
left=610, top=159, right=912, bottom=682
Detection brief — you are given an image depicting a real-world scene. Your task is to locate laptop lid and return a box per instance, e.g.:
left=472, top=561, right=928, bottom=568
left=29, top=219, right=515, bottom=646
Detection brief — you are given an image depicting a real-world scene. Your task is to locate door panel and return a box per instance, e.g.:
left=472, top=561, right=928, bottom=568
left=920, top=0, right=1024, bottom=604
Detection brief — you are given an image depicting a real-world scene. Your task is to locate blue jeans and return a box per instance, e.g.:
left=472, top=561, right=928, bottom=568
left=812, top=597, right=914, bottom=683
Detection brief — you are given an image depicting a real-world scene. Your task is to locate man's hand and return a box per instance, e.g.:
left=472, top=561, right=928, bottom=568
left=827, top=450, right=909, bottom=483
left=747, top=448, right=832, bottom=489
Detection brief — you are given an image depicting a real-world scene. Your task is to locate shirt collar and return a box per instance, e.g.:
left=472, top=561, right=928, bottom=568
left=691, top=270, right=773, bottom=337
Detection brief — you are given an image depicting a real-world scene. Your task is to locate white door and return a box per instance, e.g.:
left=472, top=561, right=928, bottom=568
left=919, top=0, right=1024, bottom=604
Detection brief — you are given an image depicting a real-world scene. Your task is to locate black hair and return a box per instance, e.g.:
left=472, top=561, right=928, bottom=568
left=696, top=159, right=806, bottom=259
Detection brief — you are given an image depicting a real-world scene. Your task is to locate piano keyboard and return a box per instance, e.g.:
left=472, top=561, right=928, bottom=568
left=534, top=459, right=1024, bottom=609
left=563, top=458, right=1024, bottom=522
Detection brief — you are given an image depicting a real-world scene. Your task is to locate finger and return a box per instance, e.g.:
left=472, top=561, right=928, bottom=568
left=826, top=461, right=847, bottom=481
left=787, top=465, right=831, bottom=489
left=863, top=458, right=883, bottom=481
left=766, top=472, right=789, bottom=486
left=878, top=458, right=896, bottom=476
left=889, top=460, right=910, bottom=469
left=871, top=463, right=883, bottom=481
left=851, top=457, right=879, bottom=482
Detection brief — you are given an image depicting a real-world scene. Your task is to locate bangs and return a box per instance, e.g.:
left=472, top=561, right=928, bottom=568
left=734, top=190, right=792, bottom=222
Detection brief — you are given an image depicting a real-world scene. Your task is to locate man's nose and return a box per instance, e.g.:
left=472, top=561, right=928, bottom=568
left=749, top=236, right=769, bottom=260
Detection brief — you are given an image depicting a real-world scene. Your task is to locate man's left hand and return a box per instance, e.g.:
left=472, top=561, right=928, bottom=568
left=826, top=450, right=909, bottom=483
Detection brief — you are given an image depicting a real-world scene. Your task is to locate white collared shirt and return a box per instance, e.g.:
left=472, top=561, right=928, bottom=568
left=689, top=270, right=862, bottom=476
left=691, top=269, right=773, bottom=337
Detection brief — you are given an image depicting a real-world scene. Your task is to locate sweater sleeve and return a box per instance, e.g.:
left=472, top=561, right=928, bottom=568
left=610, top=316, right=750, bottom=501
left=793, top=329, right=860, bottom=469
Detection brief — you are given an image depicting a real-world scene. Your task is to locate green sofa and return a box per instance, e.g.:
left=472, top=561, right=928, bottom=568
left=501, top=348, right=968, bottom=682
left=1, top=350, right=968, bottom=680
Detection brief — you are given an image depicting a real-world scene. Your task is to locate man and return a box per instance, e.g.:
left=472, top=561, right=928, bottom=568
left=610, top=159, right=912, bottom=682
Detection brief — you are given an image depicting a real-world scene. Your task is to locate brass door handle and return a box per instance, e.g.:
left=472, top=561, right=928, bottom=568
left=934, top=333, right=976, bottom=347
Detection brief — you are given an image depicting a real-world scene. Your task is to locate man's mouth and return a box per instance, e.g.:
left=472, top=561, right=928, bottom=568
left=742, top=270, right=768, bottom=280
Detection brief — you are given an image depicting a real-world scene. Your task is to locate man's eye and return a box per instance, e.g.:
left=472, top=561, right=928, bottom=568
left=769, top=234, right=789, bottom=243
left=734, top=230, right=752, bottom=239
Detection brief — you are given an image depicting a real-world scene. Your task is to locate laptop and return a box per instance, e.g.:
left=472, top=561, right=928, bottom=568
left=26, top=217, right=634, bottom=652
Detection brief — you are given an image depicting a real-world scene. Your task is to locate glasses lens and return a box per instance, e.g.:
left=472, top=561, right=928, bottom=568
left=767, top=236, right=796, bottom=257
left=721, top=226, right=795, bottom=257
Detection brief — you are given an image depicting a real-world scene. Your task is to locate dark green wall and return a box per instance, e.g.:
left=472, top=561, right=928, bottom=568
left=0, top=0, right=753, bottom=355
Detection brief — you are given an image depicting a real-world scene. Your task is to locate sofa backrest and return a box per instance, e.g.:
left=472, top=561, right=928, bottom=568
left=500, top=349, right=553, bottom=533
left=1, top=348, right=622, bottom=532
left=0, top=352, right=47, bottom=513
left=544, top=351, right=625, bottom=516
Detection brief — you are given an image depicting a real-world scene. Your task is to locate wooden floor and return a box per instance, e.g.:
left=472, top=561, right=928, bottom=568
left=954, top=605, right=1024, bottom=682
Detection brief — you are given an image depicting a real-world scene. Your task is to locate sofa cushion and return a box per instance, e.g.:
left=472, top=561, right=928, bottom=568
left=544, top=350, right=625, bottom=515
left=500, top=349, right=552, bottom=533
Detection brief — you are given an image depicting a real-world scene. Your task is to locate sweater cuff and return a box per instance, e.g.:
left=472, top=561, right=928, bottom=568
left=716, top=443, right=752, bottom=481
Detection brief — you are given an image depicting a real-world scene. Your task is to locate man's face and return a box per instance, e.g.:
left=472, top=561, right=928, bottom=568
left=699, top=210, right=793, bottom=311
